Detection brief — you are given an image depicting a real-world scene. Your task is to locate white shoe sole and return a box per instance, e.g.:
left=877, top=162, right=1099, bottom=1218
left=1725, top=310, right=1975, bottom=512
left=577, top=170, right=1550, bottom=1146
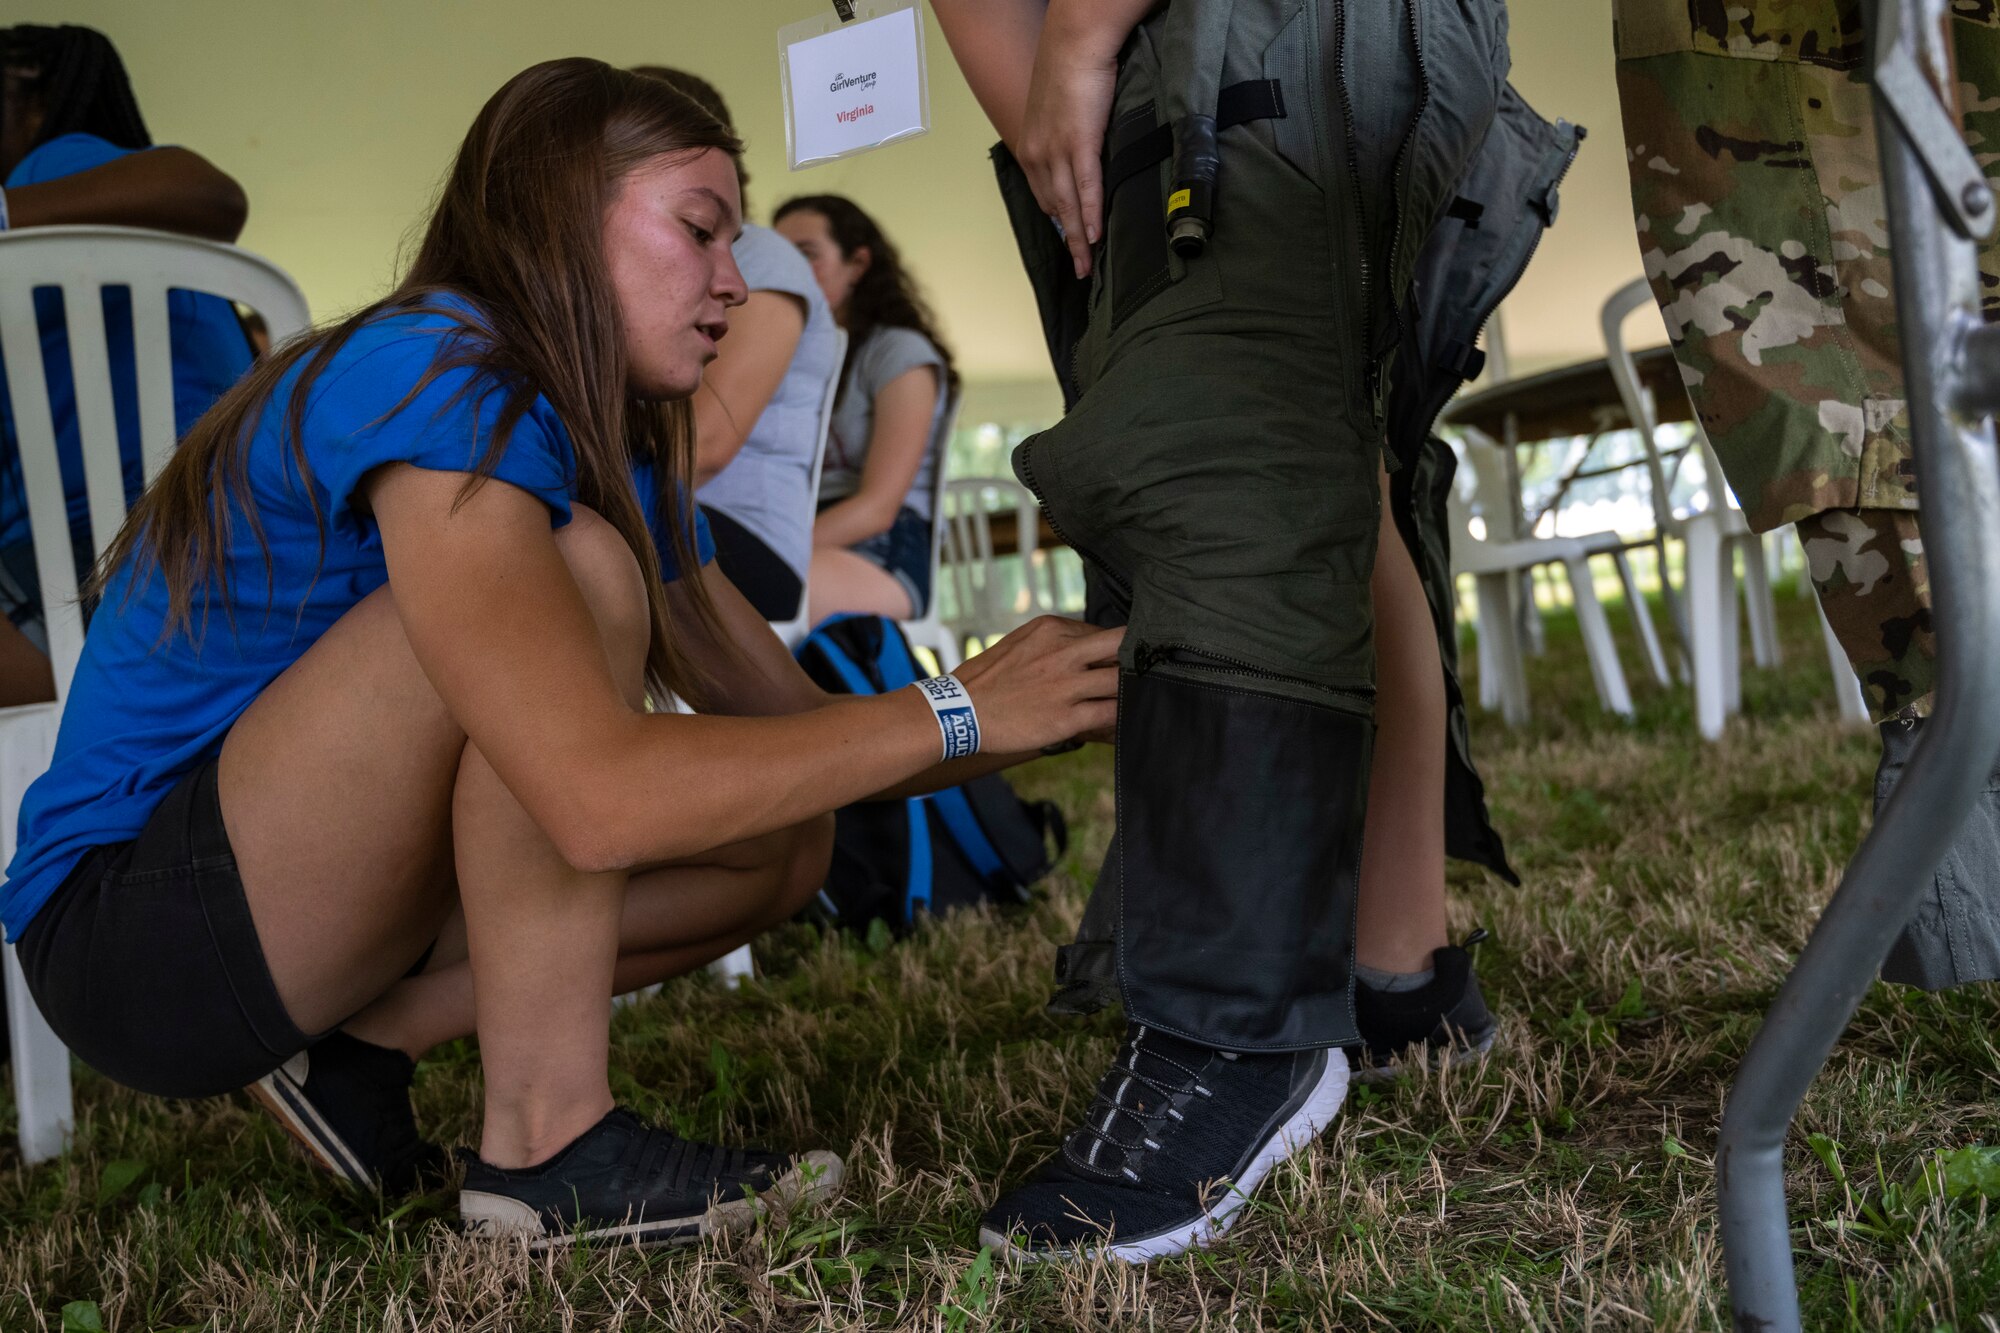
left=980, top=1051, right=1351, bottom=1264
left=249, top=1051, right=377, bottom=1190
left=461, top=1149, right=846, bottom=1253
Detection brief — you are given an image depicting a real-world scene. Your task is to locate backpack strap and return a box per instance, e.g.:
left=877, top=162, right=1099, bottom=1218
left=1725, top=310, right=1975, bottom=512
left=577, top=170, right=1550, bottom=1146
left=803, top=629, right=880, bottom=697
left=927, top=786, right=1008, bottom=882
left=872, top=619, right=930, bottom=691
left=904, top=799, right=934, bottom=916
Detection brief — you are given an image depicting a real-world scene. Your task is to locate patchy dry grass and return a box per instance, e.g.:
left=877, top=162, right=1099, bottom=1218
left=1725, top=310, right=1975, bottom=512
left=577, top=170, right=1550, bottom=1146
left=7, top=583, right=2000, bottom=1330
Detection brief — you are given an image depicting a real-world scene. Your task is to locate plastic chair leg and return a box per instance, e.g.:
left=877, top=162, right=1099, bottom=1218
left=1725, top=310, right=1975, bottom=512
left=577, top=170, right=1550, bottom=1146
left=706, top=945, right=755, bottom=988
left=1520, top=569, right=1548, bottom=657
left=1655, top=537, right=1694, bottom=683
left=1613, top=547, right=1671, bottom=687
left=1720, top=537, right=1745, bottom=717
left=1475, top=570, right=1530, bottom=727
left=1818, top=599, right=1872, bottom=728
left=1563, top=555, right=1634, bottom=717
left=1743, top=533, right=1783, bottom=670
left=6, top=941, right=72, bottom=1163
left=1686, top=519, right=1732, bottom=741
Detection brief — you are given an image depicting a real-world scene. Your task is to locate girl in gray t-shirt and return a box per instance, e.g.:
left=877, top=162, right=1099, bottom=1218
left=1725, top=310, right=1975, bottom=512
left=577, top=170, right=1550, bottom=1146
left=775, top=195, right=958, bottom=623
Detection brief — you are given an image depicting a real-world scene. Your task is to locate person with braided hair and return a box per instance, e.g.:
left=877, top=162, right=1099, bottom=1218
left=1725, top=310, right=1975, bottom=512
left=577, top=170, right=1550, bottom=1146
left=0, top=24, right=252, bottom=704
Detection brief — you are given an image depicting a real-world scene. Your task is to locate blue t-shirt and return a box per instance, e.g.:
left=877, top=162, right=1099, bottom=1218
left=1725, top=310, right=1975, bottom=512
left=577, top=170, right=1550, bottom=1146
left=631, top=458, right=717, bottom=576
left=0, top=132, right=255, bottom=555
left=0, top=298, right=705, bottom=939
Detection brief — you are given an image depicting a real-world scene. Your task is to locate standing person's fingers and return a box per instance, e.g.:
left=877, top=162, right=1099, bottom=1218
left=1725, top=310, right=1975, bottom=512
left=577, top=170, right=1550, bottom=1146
left=1042, top=158, right=1089, bottom=279
left=1073, top=145, right=1104, bottom=250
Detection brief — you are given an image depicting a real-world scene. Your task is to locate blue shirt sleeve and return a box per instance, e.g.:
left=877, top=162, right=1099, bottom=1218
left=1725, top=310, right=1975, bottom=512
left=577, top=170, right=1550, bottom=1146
left=5, top=132, right=130, bottom=188
left=630, top=459, right=716, bottom=583
left=299, top=322, right=577, bottom=541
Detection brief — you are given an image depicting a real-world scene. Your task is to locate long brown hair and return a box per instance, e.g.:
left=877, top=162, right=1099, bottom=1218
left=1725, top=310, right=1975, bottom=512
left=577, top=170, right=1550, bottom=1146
left=772, top=194, right=958, bottom=402
left=97, top=57, right=739, bottom=704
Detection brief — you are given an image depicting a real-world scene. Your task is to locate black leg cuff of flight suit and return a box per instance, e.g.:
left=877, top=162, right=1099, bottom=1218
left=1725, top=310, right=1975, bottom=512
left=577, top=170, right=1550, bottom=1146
left=1115, top=668, right=1372, bottom=1051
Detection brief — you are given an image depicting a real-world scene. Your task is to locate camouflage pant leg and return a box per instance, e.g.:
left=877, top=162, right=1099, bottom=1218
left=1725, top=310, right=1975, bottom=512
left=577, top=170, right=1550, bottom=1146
left=1797, top=508, right=1934, bottom=721
left=1613, top=4, right=2000, bottom=533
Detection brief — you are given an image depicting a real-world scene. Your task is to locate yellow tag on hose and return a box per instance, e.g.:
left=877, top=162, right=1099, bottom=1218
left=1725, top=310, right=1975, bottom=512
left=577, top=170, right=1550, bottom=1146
left=1167, top=187, right=1191, bottom=214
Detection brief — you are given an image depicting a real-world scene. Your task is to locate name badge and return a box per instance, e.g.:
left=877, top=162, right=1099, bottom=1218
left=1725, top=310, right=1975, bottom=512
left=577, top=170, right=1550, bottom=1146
left=778, top=1, right=931, bottom=170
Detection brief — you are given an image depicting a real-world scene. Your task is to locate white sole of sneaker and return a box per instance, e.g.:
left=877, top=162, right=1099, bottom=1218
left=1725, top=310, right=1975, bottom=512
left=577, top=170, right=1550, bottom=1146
left=248, top=1052, right=376, bottom=1190
left=461, top=1149, right=846, bottom=1254
left=979, top=1051, right=1352, bottom=1265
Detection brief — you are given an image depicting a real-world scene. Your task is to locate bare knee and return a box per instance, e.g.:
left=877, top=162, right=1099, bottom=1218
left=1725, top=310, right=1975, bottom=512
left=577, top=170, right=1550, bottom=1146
left=770, top=813, right=835, bottom=926
left=555, top=505, right=651, bottom=697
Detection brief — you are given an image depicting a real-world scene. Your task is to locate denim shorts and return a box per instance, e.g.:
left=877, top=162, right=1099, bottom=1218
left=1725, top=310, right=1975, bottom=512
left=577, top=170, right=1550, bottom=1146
left=845, top=505, right=933, bottom=615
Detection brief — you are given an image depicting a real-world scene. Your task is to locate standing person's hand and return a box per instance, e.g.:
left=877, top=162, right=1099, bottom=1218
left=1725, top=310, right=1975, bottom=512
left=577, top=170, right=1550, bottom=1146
left=1016, top=1, right=1147, bottom=280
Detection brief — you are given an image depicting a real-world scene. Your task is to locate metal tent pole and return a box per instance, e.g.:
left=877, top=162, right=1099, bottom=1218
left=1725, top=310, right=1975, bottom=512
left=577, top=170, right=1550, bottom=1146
left=1715, top=1, right=2000, bottom=1329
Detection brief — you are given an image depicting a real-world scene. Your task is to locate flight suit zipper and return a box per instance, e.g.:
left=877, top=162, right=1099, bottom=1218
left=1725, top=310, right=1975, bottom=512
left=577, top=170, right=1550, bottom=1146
left=1135, top=640, right=1374, bottom=712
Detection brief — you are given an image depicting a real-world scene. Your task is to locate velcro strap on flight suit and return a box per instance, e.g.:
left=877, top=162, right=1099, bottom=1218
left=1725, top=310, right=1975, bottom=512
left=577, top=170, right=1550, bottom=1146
left=1103, top=79, right=1288, bottom=201
left=1445, top=196, right=1485, bottom=228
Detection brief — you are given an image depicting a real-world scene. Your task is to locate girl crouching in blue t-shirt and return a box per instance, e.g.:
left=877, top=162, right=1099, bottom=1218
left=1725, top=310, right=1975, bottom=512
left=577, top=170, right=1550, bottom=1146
left=0, top=59, right=1120, bottom=1249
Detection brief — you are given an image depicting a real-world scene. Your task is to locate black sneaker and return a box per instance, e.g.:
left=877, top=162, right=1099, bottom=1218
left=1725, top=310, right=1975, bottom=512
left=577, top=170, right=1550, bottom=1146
left=979, top=1023, right=1350, bottom=1262
left=1350, top=930, right=1498, bottom=1084
left=248, top=1030, right=446, bottom=1194
left=458, top=1107, right=844, bottom=1251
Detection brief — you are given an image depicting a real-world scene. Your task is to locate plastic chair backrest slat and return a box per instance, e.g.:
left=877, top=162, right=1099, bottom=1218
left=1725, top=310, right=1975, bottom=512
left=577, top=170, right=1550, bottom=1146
left=916, top=392, right=962, bottom=620
left=130, top=284, right=180, bottom=482
left=1600, top=277, right=1682, bottom=537
left=0, top=283, right=84, bottom=691
left=941, top=475, right=1041, bottom=632
left=0, top=225, right=310, bottom=698
left=62, top=280, right=130, bottom=585
left=1462, top=432, right=1520, bottom=541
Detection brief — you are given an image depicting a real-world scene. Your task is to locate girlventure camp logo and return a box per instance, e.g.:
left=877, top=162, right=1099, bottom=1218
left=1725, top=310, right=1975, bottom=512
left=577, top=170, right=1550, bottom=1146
left=831, top=69, right=878, bottom=124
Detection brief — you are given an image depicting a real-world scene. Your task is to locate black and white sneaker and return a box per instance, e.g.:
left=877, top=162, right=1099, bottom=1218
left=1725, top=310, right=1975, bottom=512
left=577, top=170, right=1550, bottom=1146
left=1350, top=930, right=1499, bottom=1084
left=459, top=1107, right=844, bottom=1252
left=979, top=1023, right=1349, bottom=1263
left=248, top=1031, right=445, bottom=1194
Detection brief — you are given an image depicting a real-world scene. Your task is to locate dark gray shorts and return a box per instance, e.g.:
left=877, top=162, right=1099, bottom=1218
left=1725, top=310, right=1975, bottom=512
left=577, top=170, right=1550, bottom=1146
left=17, top=759, right=313, bottom=1098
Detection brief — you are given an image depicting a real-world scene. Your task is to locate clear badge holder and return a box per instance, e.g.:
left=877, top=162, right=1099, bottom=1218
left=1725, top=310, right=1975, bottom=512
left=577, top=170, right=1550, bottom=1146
left=777, top=0, right=932, bottom=171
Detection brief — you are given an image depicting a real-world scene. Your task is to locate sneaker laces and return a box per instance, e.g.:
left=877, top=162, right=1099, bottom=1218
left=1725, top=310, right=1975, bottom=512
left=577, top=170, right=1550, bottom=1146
left=620, top=1115, right=761, bottom=1200
left=1063, top=1026, right=1215, bottom=1184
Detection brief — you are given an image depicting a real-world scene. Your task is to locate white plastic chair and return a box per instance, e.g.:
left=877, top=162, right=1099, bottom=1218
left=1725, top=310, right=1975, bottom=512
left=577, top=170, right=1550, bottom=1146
left=701, top=329, right=850, bottom=992
left=1453, top=437, right=1635, bottom=725
left=0, top=225, right=309, bottom=1164
left=1602, top=278, right=1867, bottom=738
left=897, top=393, right=965, bottom=674
left=938, top=476, right=1047, bottom=656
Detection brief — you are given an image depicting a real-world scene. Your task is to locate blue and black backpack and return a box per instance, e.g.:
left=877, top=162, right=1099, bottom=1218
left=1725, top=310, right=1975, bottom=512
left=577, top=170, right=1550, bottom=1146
left=795, top=615, right=1069, bottom=934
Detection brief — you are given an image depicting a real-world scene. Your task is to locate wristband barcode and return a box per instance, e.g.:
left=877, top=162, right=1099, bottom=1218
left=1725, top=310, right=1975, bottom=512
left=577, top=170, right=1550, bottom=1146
left=915, top=674, right=981, bottom=761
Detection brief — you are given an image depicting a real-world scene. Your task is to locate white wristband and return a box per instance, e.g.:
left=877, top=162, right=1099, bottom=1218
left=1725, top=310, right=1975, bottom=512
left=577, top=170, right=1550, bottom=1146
left=914, top=674, right=981, bottom=761
left=0, top=187, right=10, bottom=232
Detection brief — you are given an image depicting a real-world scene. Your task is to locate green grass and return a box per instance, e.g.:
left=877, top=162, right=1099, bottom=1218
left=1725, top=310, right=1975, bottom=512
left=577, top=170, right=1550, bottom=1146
left=8, top=582, right=2000, bottom=1331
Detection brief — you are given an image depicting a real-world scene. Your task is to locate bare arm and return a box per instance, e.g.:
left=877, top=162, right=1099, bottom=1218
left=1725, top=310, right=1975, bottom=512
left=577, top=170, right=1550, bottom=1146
left=369, top=465, right=1118, bottom=870
left=692, top=290, right=807, bottom=484
left=1015, top=0, right=1154, bottom=278
left=933, top=0, right=1048, bottom=148
left=813, top=365, right=938, bottom=548
left=6, top=147, right=248, bottom=241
